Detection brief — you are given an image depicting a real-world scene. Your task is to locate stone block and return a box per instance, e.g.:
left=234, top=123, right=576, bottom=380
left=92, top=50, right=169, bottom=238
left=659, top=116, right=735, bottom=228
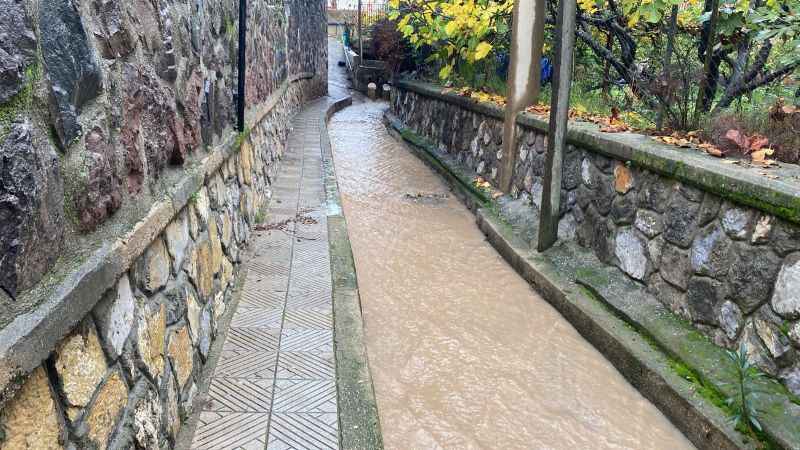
left=718, top=300, right=743, bottom=340
left=70, top=127, right=123, bottom=231
left=39, top=0, right=102, bottom=145
left=167, top=325, right=193, bottom=388
left=721, top=206, right=754, bottom=241
left=752, top=215, right=773, bottom=245
left=136, top=302, right=166, bottom=379
left=637, top=174, right=673, bottom=214
left=690, top=225, right=732, bottom=279
left=84, top=369, right=128, bottom=449
left=772, top=219, right=800, bottom=256
left=648, top=273, right=690, bottom=319
left=187, top=240, right=214, bottom=301
left=663, top=192, right=701, bottom=249
left=772, top=252, right=800, bottom=319
left=208, top=216, right=224, bottom=275
left=130, top=379, right=161, bottom=449
left=610, top=194, right=637, bottom=225
left=93, top=274, right=136, bottom=358
left=0, top=121, right=64, bottom=297
left=754, top=319, right=793, bottom=366
left=53, top=319, right=108, bottom=411
left=659, top=244, right=691, bottom=290
left=165, top=211, right=190, bottom=275
left=728, top=243, right=781, bottom=314
left=120, top=64, right=186, bottom=192
left=697, top=194, right=722, bottom=226
left=133, top=237, right=170, bottom=294
left=615, top=227, right=649, bottom=281
left=194, top=187, right=210, bottom=229
left=0, top=367, right=64, bottom=449
left=240, top=141, right=254, bottom=186
left=0, top=0, right=37, bottom=104
left=741, top=321, right=779, bottom=375
left=613, top=163, right=634, bottom=194
left=634, top=209, right=664, bottom=238
left=686, top=277, right=724, bottom=325
left=89, top=0, right=135, bottom=59
left=186, top=289, right=202, bottom=344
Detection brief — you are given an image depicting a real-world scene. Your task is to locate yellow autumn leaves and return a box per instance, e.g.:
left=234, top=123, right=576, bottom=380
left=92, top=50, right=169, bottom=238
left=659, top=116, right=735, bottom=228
left=390, top=0, right=512, bottom=81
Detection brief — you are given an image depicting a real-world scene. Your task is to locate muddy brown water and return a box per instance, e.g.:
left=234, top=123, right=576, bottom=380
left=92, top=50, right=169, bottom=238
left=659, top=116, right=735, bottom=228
left=328, top=98, right=694, bottom=450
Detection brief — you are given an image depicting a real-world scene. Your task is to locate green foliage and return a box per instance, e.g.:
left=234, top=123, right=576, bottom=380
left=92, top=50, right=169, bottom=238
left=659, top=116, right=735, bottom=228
left=725, top=344, right=766, bottom=435
left=390, top=0, right=513, bottom=89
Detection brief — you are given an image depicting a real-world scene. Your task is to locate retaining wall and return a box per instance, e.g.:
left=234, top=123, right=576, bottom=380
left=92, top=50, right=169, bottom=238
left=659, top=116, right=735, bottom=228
left=392, top=80, right=800, bottom=396
left=0, top=0, right=327, bottom=448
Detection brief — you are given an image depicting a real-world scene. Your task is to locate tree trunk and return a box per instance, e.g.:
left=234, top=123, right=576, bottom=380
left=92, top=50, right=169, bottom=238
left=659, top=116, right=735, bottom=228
left=693, top=0, right=720, bottom=127
left=656, top=5, right=678, bottom=130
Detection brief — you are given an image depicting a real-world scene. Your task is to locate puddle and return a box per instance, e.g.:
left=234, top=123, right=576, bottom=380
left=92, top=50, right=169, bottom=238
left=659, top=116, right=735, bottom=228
left=329, top=98, right=694, bottom=450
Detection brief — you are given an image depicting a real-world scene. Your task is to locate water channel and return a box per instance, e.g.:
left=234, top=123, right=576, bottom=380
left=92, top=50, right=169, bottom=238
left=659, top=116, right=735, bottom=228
left=328, top=97, right=694, bottom=450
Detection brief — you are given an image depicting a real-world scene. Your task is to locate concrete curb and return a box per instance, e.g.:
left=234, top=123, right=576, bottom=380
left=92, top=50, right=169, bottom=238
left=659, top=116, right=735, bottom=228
left=322, top=97, right=385, bottom=450
left=386, top=113, right=760, bottom=450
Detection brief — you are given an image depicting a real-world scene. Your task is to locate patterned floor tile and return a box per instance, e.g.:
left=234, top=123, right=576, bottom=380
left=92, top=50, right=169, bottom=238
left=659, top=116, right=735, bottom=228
left=191, top=412, right=268, bottom=450
left=283, top=309, right=333, bottom=330
left=224, top=328, right=281, bottom=352
left=272, top=379, right=337, bottom=413
left=279, top=329, right=334, bottom=353
left=267, top=413, right=338, bottom=450
left=276, top=351, right=335, bottom=379
left=239, top=289, right=286, bottom=309
left=214, top=351, right=277, bottom=379
left=206, top=378, right=273, bottom=412
left=230, top=308, right=283, bottom=329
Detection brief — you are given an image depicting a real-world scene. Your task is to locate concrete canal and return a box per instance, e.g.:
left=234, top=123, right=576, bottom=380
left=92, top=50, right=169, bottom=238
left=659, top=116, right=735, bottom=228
left=328, top=97, right=695, bottom=449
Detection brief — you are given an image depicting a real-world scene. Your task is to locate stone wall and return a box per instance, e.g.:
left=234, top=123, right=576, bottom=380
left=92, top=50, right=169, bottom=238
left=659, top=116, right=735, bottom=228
left=0, top=0, right=327, bottom=448
left=391, top=81, right=800, bottom=396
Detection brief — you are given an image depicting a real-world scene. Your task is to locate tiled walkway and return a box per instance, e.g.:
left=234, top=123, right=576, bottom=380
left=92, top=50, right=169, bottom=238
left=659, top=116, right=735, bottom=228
left=190, top=99, right=340, bottom=450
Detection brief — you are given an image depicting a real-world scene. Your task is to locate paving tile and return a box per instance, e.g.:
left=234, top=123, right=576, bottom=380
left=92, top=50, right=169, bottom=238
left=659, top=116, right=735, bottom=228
left=272, top=379, right=337, bottom=413
left=206, top=378, right=273, bottom=412
left=276, top=351, right=335, bottom=379
left=279, top=329, right=334, bottom=353
left=214, top=351, right=277, bottom=379
left=283, top=309, right=333, bottom=330
left=191, top=412, right=269, bottom=450
left=267, top=413, right=338, bottom=450
left=230, top=308, right=283, bottom=329
left=224, top=328, right=281, bottom=352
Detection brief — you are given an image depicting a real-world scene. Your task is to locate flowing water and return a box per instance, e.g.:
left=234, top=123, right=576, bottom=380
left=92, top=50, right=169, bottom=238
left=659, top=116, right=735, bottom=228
left=328, top=97, right=694, bottom=450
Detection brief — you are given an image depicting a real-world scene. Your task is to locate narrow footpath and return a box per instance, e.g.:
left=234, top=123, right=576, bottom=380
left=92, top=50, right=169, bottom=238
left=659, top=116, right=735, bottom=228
left=187, top=99, right=340, bottom=450
left=327, top=86, right=695, bottom=448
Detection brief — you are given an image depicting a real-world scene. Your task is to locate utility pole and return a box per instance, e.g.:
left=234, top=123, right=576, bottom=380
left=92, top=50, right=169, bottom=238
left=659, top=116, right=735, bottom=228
left=498, top=0, right=545, bottom=193
left=237, top=0, right=247, bottom=132
left=538, top=0, right=577, bottom=251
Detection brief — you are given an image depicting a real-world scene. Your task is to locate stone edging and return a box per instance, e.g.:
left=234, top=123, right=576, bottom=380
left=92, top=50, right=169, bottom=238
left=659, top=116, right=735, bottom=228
left=385, top=113, right=757, bottom=450
left=322, top=97, right=385, bottom=450
left=0, top=75, right=319, bottom=407
left=395, top=79, right=800, bottom=226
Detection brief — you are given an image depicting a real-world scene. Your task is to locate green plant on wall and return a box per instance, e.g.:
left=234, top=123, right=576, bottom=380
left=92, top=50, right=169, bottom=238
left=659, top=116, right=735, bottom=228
left=726, top=344, right=766, bottom=435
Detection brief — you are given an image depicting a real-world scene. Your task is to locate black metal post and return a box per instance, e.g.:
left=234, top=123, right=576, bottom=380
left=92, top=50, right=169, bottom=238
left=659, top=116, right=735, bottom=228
left=237, top=0, right=247, bottom=132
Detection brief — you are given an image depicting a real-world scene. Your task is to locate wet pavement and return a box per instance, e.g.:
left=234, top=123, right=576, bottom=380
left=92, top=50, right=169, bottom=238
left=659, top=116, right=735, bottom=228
left=327, top=92, right=695, bottom=449
left=189, top=98, right=340, bottom=450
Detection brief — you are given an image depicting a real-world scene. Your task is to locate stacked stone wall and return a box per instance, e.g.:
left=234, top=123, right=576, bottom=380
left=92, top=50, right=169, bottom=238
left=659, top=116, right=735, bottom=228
left=0, top=0, right=327, bottom=447
left=392, top=83, right=800, bottom=396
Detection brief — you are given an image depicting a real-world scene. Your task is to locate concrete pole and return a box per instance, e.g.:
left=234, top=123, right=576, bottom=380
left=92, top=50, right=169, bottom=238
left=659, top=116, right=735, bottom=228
left=358, top=0, right=363, bottom=60
left=537, top=0, right=577, bottom=252
left=498, top=0, right=545, bottom=193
